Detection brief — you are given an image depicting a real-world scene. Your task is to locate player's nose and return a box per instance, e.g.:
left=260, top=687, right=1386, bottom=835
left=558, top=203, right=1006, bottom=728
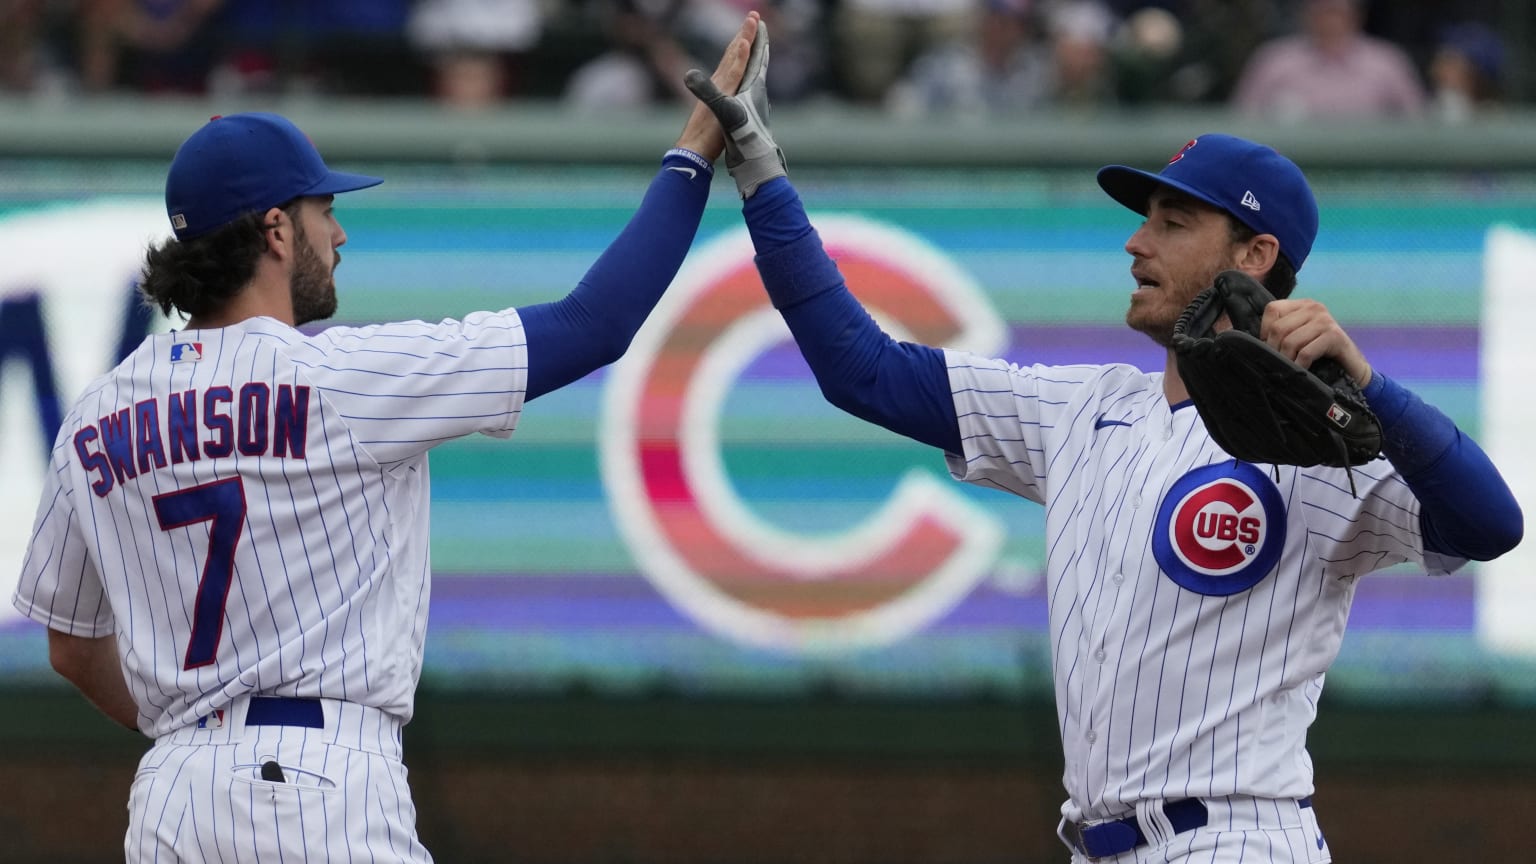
left=1124, top=222, right=1153, bottom=259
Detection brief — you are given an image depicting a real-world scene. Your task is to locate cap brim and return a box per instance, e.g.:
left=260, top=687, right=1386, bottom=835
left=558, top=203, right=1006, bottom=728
left=1096, top=165, right=1223, bottom=218
left=304, top=169, right=384, bottom=197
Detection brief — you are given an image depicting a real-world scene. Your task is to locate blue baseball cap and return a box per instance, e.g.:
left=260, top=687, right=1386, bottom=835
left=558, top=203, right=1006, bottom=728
left=165, top=112, right=382, bottom=240
left=1096, top=134, right=1319, bottom=271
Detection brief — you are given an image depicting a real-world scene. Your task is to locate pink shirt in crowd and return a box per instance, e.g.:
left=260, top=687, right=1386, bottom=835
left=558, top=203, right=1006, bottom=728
left=1234, top=34, right=1426, bottom=119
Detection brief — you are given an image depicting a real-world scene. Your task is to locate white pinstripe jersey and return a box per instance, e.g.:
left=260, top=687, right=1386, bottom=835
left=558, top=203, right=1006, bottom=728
left=942, top=352, right=1464, bottom=823
left=13, top=312, right=528, bottom=737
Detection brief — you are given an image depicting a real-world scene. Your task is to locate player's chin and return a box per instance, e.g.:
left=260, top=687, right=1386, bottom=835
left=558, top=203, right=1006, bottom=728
left=294, top=292, right=339, bottom=327
left=1125, top=309, right=1177, bottom=348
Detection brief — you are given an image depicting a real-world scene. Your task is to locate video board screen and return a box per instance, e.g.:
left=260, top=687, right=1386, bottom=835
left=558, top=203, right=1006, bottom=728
left=2, top=159, right=1531, bottom=705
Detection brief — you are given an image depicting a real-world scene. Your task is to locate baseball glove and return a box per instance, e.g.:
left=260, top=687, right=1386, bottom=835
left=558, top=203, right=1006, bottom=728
left=1171, top=270, right=1383, bottom=476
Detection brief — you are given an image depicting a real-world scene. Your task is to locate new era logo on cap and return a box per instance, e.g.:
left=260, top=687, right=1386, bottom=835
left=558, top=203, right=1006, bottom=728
left=1096, top=134, right=1319, bottom=271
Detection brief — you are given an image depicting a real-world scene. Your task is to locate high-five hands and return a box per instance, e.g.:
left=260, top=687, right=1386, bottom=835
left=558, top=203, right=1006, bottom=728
left=684, top=19, right=786, bottom=198
left=673, top=12, right=760, bottom=163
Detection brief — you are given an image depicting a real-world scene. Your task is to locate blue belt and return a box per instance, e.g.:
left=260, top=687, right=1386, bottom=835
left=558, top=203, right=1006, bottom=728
left=1068, top=796, right=1312, bottom=859
left=245, top=697, right=324, bottom=729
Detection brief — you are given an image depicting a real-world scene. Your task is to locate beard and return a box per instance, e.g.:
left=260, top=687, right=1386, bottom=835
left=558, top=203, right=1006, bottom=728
left=1126, top=263, right=1229, bottom=348
left=289, top=220, right=338, bottom=326
left=1125, top=299, right=1180, bottom=348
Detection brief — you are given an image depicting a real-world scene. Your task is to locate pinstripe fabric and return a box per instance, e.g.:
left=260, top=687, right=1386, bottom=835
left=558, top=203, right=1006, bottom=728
left=128, top=699, right=429, bottom=863
left=943, top=352, right=1454, bottom=837
left=14, top=312, right=527, bottom=861
left=15, top=312, right=527, bottom=734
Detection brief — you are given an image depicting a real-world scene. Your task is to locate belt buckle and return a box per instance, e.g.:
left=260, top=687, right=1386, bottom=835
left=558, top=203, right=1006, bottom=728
left=1065, top=820, right=1098, bottom=860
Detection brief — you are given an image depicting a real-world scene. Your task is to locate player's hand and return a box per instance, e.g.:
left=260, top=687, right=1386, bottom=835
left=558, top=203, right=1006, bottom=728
left=673, top=12, right=760, bottom=163
left=1261, top=298, right=1373, bottom=388
left=683, top=16, right=786, bottom=198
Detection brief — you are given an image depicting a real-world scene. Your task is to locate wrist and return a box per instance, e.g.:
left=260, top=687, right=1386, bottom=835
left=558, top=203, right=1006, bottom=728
left=663, top=148, right=714, bottom=176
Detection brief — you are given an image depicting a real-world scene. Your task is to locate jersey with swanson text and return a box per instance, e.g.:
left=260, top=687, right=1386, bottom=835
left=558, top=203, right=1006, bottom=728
left=14, top=313, right=528, bottom=737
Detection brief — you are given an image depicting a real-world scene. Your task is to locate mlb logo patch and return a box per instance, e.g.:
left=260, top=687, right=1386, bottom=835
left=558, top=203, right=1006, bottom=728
left=170, top=342, right=203, bottom=363
left=197, top=709, right=226, bottom=730
left=1327, top=403, right=1351, bottom=427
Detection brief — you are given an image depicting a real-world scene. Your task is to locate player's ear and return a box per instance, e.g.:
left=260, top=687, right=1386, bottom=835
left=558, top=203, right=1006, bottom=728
left=261, top=206, right=292, bottom=258
left=1235, top=232, right=1280, bottom=280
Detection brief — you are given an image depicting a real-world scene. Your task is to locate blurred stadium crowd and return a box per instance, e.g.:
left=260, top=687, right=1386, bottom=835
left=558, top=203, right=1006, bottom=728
left=0, top=0, right=1516, bottom=123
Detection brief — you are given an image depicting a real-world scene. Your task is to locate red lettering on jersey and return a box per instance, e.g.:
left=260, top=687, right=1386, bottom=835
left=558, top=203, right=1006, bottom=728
left=1238, top=517, right=1260, bottom=545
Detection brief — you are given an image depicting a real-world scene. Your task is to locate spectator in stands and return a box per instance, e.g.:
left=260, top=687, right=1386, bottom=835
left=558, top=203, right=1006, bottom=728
left=715, top=0, right=827, bottom=104
left=564, top=0, right=823, bottom=110
left=304, top=0, right=416, bottom=96
left=887, top=0, right=1119, bottom=117
left=1156, top=0, right=1283, bottom=104
left=408, top=0, right=545, bottom=108
left=563, top=0, right=702, bottom=109
left=834, top=0, right=979, bottom=105
left=1110, top=5, right=1184, bottom=105
left=76, top=0, right=225, bottom=94
left=1045, top=0, right=1118, bottom=109
left=884, top=0, right=1051, bottom=117
left=1428, top=21, right=1505, bottom=123
left=1232, top=0, right=1424, bottom=120
left=1098, top=0, right=1285, bottom=106
left=0, top=0, right=43, bottom=92
left=197, top=0, right=418, bottom=98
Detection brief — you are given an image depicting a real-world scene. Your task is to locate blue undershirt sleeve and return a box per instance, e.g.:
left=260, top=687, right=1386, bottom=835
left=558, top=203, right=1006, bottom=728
left=519, top=148, right=714, bottom=401
left=745, top=178, right=962, bottom=454
left=1362, top=370, right=1523, bottom=560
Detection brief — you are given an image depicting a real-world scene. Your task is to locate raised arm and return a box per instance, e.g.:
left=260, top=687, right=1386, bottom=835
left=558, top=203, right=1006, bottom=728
left=684, top=20, right=961, bottom=454
left=519, top=12, right=762, bottom=401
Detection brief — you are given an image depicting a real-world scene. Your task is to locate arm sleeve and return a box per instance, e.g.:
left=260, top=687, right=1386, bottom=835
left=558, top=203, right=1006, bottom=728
left=12, top=453, right=114, bottom=637
left=1364, top=370, right=1523, bottom=560
left=520, top=149, right=715, bottom=401
left=744, top=179, right=961, bottom=453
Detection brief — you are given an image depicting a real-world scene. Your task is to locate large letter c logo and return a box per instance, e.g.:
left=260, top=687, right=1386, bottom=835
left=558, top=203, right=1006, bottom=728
left=602, top=216, right=1009, bottom=652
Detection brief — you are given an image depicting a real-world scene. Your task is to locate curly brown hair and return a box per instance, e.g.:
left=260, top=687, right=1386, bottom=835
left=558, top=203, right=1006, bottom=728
left=139, top=202, right=297, bottom=320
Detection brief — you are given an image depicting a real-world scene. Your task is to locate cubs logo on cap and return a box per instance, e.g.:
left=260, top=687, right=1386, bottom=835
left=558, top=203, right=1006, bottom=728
left=1152, top=461, right=1286, bottom=596
left=1096, top=133, right=1319, bottom=271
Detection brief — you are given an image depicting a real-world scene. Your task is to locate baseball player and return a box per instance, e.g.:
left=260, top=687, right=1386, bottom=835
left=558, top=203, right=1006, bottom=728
left=688, top=52, right=1523, bottom=863
left=11, top=12, right=763, bottom=862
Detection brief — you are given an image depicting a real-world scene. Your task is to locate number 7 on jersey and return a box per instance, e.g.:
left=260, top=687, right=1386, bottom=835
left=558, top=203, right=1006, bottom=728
left=152, top=477, right=248, bottom=670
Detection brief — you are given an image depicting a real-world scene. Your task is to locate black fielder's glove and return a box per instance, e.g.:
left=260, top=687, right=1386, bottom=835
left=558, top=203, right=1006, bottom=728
left=1171, top=270, right=1383, bottom=474
left=683, top=21, right=786, bottom=199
